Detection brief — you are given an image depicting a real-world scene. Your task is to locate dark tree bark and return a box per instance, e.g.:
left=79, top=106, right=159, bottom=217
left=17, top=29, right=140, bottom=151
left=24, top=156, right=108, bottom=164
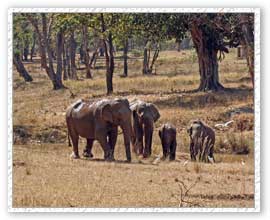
left=90, top=48, right=98, bottom=69
left=82, top=25, right=92, bottom=79
left=240, top=15, right=254, bottom=88
left=123, top=38, right=128, bottom=77
left=69, top=31, right=78, bottom=80
left=190, top=22, right=224, bottom=91
left=101, top=13, right=114, bottom=94
left=23, top=46, right=29, bottom=61
left=13, top=53, right=33, bottom=82
left=56, top=30, right=64, bottom=86
left=30, top=32, right=36, bottom=62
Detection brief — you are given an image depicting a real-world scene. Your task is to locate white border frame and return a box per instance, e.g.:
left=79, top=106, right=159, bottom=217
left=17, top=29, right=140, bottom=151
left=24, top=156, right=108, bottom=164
left=7, top=7, right=260, bottom=212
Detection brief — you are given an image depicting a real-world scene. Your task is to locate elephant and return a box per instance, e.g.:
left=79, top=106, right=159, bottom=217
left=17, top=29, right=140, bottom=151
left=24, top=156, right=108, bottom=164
left=66, top=98, right=133, bottom=162
left=187, top=120, right=215, bottom=163
left=158, top=123, right=177, bottom=161
left=130, top=99, right=160, bottom=158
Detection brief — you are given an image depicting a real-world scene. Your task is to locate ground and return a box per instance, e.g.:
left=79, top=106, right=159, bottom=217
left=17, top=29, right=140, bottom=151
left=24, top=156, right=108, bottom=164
left=12, top=49, right=254, bottom=208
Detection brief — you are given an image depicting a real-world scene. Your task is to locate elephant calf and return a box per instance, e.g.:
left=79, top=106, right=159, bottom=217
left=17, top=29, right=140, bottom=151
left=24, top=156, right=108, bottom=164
left=158, top=123, right=177, bottom=161
left=187, top=120, right=215, bottom=163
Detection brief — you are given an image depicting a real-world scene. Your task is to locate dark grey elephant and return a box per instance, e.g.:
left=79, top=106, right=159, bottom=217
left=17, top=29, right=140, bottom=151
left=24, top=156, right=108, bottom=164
left=187, top=120, right=215, bottom=163
left=66, top=98, right=133, bottom=162
left=130, top=99, right=160, bottom=158
left=158, top=123, right=177, bottom=161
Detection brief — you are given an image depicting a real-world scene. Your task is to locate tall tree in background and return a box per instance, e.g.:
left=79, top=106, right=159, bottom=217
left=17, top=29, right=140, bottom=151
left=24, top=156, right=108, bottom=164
left=239, top=14, right=254, bottom=87
left=26, top=13, right=65, bottom=89
left=13, top=14, right=33, bottom=82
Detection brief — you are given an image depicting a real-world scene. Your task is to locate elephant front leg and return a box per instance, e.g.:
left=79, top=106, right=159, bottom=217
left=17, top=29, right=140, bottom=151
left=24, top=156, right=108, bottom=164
left=83, top=138, right=94, bottom=158
left=108, top=126, right=118, bottom=161
left=189, top=142, right=196, bottom=161
left=169, top=140, right=177, bottom=161
left=143, top=122, right=153, bottom=158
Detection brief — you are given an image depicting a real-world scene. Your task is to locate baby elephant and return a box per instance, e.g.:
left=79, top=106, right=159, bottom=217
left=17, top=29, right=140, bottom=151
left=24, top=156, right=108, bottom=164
left=158, top=123, right=177, bottom=161
left=187, top=120, right=215, bottom=163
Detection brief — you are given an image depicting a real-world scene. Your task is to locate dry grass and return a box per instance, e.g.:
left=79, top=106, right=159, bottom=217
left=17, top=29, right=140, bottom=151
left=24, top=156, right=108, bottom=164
left=12, top=48, right=254, bottom=208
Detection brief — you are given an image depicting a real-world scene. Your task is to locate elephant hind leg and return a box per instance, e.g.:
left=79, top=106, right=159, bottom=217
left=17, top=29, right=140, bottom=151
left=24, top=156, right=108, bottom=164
left=69, top=129, right=80, bottom=159
left=83, top=138, right=94, bottom=158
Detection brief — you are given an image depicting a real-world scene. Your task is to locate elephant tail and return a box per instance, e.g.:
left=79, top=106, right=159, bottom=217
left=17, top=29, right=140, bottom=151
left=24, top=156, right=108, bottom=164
left=67, top=130, right=72, bottom=147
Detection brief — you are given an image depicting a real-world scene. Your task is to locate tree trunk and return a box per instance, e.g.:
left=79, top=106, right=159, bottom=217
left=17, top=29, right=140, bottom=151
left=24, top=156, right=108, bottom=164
left=27, top=14, right=65, bottom=89
left=69, top=31, right=78, bottom=80
left=190, top=23, right=224, bottom=91
left=30, top=32, right=36, bottom=62
left=123, top=38, right=128, bottom=77
left=142, top=40, right=151, bottom=74
left=90, top=48, right=98, bottom=69
left=240, top=15, right=254, bottom=88
left=149, top=44, right=160, bottom=74
left=63, top=39, right=68, bottom=80
left=56, top=31, right=64, bottom=87
left=23, top=45, right=29, bottom=61
left=101, top=13, right=114, bottom=95
left=13, top=53, right=33, bottom=82
left=82, top=25, right=92, bottom=79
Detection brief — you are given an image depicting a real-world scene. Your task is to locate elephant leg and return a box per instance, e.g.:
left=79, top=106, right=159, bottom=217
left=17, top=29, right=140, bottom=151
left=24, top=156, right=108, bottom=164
left=98, top=135, right=112, bottom=161
left=162, top=144, right=168, bottom=160
left=69, top=130, right=80, bottom=159
left=169, top=140, right=177, bottom=161
left=108, top=126, right=118, bottom=160
left=143, top=122, right=153, bottom=158
left=133, top=117, right=144, bottom=155
left=83, top=138, right=94, bottom=158
left=190, top=142, right=196, bottom=161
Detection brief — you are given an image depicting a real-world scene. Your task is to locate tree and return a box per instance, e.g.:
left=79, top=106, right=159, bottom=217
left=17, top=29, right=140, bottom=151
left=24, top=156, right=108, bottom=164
left=13, top=14, right=33, bottom=82
left=239, top=14, right=254, bottom=87
left=26, top=13, right=65, bottom=89
left=13, top=51, right=33, bottom=82
left=167, top=13, right=248, bottom=91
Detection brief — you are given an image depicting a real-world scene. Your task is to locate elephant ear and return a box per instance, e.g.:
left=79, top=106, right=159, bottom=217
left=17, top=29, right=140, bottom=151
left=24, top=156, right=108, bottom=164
left=101, top=104, right=113, bottom=123
left=147, top=103, right=160, bottom=122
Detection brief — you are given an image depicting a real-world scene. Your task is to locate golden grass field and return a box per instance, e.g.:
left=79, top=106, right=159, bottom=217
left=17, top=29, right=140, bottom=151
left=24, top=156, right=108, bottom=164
left=12, top=49, right=254, bottom=208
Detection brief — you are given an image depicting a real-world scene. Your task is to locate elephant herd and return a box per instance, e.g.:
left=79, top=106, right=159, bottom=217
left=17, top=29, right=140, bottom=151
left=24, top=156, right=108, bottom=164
left=66, top=97, right=216, bottom=163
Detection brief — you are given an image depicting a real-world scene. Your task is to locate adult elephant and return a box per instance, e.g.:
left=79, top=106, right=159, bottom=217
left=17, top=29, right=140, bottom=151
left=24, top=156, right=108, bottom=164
left=66, top=98, right=133, bottom=162
left=130, top=99, right=160, bottom=158
left=187, top=120, right=215, bottom=163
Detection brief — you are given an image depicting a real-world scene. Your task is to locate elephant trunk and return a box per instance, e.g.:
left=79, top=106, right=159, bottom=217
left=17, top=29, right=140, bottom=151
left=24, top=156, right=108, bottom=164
left=120, top=122, right=132, bottom=162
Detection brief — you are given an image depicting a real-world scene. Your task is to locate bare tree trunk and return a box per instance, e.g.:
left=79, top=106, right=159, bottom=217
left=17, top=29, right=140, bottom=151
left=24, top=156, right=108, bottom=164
left=63, top=38, right=68, bottom=80
left=69, top=31, right=78, bottom=80
left=100, top=14, right=114, bottom=94
left=82, top=25, right=92, bottom=79
left=190, top=23, right=224, bottom=91
left=23, top=44, right=29, bottom=61
left=90, top=48, right=98, bottom=69
left=13, top=53, right=33, bottom=82
left=30, top=32, right=36, bottom=62
left=56, top=30, right=64, bottom=86
left=240, top=14, right=254, bottom=88
left=123, top=38, right=128, bottom=77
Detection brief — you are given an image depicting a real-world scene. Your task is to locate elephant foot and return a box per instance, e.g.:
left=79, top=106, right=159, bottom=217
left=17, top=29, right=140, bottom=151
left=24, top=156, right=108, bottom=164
left=83, top=150, right=93, bottom=158
left=70, top=152, right=80, bottom=159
